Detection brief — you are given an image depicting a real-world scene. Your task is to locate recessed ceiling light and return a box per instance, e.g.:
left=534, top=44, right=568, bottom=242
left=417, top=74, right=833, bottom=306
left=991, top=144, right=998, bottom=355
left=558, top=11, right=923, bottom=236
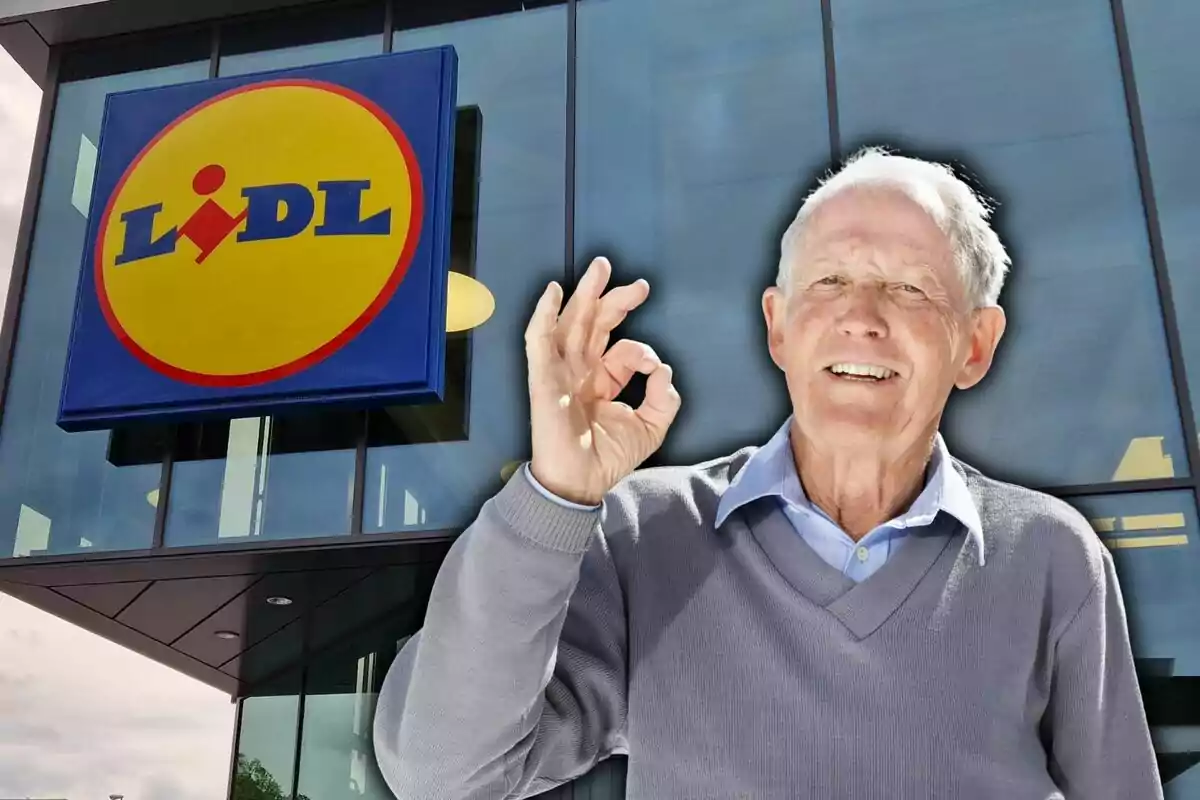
left=266, top=596, right=293, bottom=607
left=214, top=630, right=239, bottom=640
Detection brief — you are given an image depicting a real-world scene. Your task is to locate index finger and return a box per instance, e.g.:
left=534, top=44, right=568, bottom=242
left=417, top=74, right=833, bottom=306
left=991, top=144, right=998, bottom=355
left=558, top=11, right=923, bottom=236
left=524, top=281, right=564, bottom=370
left=558, top=257, right=612, bottom=335
left=587, top=279, right=650, bottom=363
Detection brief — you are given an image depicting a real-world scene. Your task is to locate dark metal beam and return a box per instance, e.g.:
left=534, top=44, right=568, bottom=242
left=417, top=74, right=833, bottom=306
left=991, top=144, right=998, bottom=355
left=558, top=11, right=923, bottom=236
left=0, top=534, right=452, bottom=587
left=1048, top=477, right=1195, bottom=499
left=7, top=0, right=329, bottom=45
left=381, top=0, right=392, bottom=52
left=0, top=578, right=240, bottom=693
left=563, top=0, right=577, bottom=286
left=819, top=0, right=840, bottom=162
left=225, top=696, right=245, bottom=800
left=0, top=47, right=57, bottom=429
left=0, top=20, right=50, bottom=85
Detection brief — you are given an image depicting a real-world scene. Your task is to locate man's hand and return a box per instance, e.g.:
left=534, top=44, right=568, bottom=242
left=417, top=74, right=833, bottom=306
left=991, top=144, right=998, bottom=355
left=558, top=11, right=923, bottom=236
left=525, top=257, right=681, bottom=506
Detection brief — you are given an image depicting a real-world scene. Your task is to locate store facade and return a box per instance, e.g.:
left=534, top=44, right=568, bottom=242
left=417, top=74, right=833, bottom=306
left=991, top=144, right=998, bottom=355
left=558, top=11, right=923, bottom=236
left=2, top=0, right=1200, bottom=796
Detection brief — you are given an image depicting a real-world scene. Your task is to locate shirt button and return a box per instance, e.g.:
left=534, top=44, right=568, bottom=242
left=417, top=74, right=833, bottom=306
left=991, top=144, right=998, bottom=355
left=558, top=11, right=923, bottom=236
left=856, top=546, right=869, bottom=563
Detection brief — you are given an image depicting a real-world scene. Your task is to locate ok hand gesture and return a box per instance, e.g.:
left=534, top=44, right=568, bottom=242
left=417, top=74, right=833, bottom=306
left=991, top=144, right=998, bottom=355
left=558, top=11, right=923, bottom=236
left=525, top=258, right=681, bottom=506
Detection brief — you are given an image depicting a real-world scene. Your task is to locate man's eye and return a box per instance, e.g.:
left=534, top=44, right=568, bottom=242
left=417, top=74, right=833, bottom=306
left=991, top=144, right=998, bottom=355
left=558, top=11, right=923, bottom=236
left=898, top=283, right=924, bottom=295
left=815, top=275, right=844, bottom=287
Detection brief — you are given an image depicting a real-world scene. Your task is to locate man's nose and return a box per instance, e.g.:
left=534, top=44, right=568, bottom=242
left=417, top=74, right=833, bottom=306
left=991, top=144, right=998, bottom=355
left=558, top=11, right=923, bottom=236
left=836, top=284, right=888, bottom=338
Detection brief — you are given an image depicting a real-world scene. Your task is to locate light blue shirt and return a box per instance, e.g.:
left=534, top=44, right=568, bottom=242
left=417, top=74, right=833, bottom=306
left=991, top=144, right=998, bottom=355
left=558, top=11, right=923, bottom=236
left=523, top=419, right=981, bottom=583
left=715, top=419, right=982, bottom=582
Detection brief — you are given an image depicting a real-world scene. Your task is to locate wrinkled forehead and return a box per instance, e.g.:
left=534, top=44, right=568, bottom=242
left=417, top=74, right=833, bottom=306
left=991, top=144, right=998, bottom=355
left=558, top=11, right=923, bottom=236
left=796, top=185, right=957, bottom=274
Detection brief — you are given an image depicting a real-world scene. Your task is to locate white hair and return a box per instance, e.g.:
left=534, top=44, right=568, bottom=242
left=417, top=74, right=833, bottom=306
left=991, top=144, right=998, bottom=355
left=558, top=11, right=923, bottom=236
left=777, top=146, right=1011, bottom=309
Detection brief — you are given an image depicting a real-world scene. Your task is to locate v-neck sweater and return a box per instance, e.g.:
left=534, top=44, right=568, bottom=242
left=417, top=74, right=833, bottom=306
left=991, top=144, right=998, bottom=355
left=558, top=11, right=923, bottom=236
left=374, top=448, right=1162, bottom=800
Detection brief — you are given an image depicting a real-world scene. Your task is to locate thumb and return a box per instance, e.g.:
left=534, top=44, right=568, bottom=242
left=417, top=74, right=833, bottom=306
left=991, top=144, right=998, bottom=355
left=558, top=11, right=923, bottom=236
left=635, top=363, right=680, bottom=441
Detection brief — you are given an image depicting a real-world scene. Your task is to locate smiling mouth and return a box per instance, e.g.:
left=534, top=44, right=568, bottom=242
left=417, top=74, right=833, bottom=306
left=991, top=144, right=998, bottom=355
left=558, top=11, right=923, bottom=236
left=825, top=362, right=897, bottom=383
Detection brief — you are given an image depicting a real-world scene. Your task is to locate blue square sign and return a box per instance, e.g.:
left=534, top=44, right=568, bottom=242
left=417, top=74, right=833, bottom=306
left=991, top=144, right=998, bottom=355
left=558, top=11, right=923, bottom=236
left=57, top=47, right=458, bottom=431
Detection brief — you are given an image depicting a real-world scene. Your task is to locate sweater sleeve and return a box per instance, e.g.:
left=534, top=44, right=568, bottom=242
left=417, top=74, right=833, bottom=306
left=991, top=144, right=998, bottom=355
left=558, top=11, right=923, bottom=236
left=1043, top=549, right=1164, bottom=799
left=373, top=466, right=629, bottom=800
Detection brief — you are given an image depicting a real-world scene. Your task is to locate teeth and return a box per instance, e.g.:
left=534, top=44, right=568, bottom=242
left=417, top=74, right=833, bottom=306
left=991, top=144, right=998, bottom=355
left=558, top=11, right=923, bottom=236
left=829, top=363, right=895, bottom=380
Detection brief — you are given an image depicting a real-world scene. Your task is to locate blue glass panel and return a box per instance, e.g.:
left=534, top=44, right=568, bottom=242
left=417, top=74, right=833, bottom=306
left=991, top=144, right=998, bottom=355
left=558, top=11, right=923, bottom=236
left=362, top=6, right=567, bottom=533
left=1124, top=0, right=1200, bottom=468
left=834, top=0, right=1188, bottom=487
left=1069, top=491, right=1200, bottom=676
left=219, top=36, right=381, bottom=77
left=233, top=671, right=301, bottom=800
left=574, top=0, right=830, bottom=463
left=0, top=62, right=208, bottom=559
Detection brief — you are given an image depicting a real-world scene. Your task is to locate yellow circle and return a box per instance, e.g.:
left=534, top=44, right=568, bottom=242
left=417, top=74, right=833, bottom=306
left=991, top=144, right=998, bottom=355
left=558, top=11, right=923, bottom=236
left=97, top=81, right=418, bottom=384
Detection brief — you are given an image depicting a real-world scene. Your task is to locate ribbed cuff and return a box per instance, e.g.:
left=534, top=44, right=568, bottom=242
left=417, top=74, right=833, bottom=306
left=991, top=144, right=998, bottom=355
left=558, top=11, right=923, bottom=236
left=493, top=463, right=601, bottom=554
left=522, top=463, right=601, bottom=511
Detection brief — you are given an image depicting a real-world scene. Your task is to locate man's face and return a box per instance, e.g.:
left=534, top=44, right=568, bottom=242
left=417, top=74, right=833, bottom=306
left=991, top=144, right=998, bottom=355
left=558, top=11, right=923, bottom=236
left=762, top=186, right=1006, bottom=453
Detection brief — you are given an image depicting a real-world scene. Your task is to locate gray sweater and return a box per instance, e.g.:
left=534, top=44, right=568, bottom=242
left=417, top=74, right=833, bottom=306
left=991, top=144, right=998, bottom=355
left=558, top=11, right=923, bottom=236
left=374, top=449, right=1163, bottom=799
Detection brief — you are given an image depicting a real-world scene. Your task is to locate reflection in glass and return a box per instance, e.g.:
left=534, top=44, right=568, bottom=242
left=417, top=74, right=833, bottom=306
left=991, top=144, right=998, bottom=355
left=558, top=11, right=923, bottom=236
left=832, top=0, right=1188, bottom=487
left=0, top=62, right=209, bottom=559
left=165, top=411, right=360, bottom=547
left=363, top=6, right=567, bottom=533
left=233, top=672, right=302, bottom=800
left=1123, top=2, right=1200, bottom=444
left=298, top=648, right=395, bottom=799
left=217, top=1, right=384, bottom=77
left=1153, top=725, right=1200, bottom=799
left=1068, top=491, right=1200, bottom=676
left=574, top=0, right=830, bottom=464
left=58, top=27, right=212, bottom=83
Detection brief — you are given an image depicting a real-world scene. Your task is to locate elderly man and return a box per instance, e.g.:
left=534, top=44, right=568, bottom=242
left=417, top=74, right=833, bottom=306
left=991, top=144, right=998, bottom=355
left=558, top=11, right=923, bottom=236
left=373, top=148, right=1162, bottom=799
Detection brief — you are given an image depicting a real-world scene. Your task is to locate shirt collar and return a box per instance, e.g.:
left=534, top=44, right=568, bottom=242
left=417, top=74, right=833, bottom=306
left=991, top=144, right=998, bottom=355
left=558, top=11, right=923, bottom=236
left=716, top=418, right=983, bottom=557
left=716, top=420, right=797, bottom=523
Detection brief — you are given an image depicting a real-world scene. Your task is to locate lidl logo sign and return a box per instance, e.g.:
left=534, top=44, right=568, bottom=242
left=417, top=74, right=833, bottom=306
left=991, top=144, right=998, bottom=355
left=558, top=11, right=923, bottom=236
left=98, top=80, right=421, bottom=387
left=59, top=49, right=457, bottom=430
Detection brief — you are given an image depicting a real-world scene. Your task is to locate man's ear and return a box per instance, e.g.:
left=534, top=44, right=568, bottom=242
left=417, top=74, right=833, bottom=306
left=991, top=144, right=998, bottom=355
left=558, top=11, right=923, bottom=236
left=955, top=306, right=1006, bottom=390
left=762, top=286, right=787, bottom=371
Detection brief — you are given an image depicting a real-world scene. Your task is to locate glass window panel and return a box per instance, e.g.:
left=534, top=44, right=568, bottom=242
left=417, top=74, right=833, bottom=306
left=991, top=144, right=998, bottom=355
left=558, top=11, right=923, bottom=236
left=58, top=27, right=212, bottom=83
left=564, top=757, right=628, bottom=799
left=362, top=4, right=567, bottom=533
left=233, top=670, right=302, bottom=800
left=217, top=1, right=385, bottom=77
left=1123, top=1, right=1200, bottom=450
left=1068, top=491, right=1200, bottom=676
left=164, top=411, right=361, bottom=547
left=573, top=0, right=830, bottom=464
left=0, top=61, right=209, bottom=560
left=1155, top=725, right=1200, bottom=798
left=832, top=0, right=1188, bottom=487
left=297, top=632, right=403, bottom=800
